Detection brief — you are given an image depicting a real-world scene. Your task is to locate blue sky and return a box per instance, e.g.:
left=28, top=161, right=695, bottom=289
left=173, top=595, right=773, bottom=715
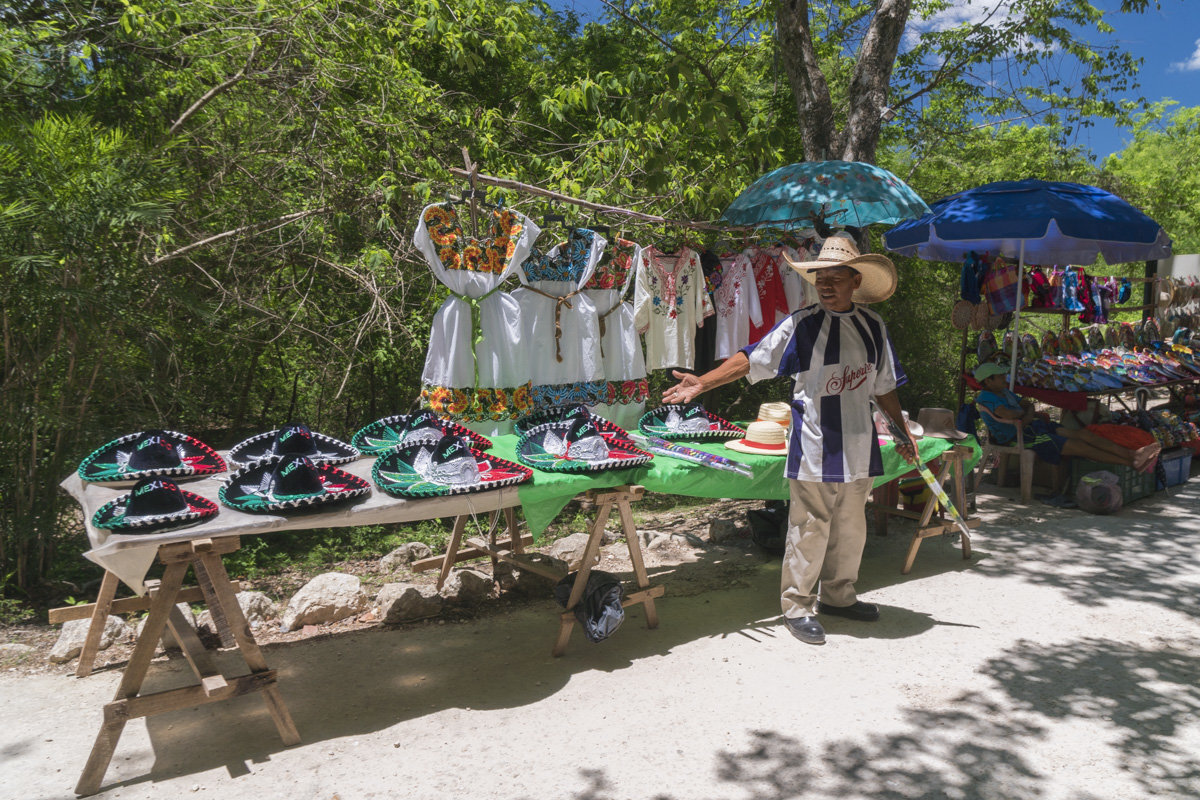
left=545, top=0, right=1198, bottom=161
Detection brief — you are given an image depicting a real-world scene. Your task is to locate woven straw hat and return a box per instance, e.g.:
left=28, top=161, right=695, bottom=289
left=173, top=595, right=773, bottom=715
left=755, top=402, right=791, bottom=426
left=783, top=232, right=897, bottom=304
left=724, top=421, right=788, bottom=456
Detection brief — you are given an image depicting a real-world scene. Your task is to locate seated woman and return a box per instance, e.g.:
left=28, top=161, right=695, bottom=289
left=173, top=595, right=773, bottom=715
left=973, top=363, right=1161, bottom=473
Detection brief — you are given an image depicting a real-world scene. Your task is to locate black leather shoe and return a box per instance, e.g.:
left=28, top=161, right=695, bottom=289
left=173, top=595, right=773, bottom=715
left=784, top=615, right=825, bottom=644
left=817, top=600, right=879, bottom=622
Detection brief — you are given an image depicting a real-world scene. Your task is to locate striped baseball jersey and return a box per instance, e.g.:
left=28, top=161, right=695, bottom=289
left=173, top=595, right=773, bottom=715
left=742, top=303, right=907, bottom=482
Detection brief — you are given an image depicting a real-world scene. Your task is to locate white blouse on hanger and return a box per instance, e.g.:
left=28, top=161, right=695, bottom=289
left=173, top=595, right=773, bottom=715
left=582, top=237, right=648, bottom=430
left=413, top=202, right=541, bottom=436
left=713, top=251, right=763, bottom=360
left=632, top=245, right=714, bottom=371
left=512, top=228, right=607, bottom=409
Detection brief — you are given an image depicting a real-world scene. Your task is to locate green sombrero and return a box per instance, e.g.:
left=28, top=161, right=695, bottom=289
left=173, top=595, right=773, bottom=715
left=373, top=434, right=531, bottom=499
left=219, top=455, right=371, bottom=513
left=92, top=477, right=219, bottom=533
left=78, top=430, right=226, bottom=486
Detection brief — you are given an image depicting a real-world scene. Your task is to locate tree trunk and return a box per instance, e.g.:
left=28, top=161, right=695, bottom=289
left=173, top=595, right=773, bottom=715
left=776, top=0, right=912, bottom=164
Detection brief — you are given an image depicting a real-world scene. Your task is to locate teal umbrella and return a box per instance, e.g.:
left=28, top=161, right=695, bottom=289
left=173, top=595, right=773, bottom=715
left=721, top=160, right=930, bottom=229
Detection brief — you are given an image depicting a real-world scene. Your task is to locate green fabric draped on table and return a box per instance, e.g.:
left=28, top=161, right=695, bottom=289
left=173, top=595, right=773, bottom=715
left=486, top=433, right=981, bottom=536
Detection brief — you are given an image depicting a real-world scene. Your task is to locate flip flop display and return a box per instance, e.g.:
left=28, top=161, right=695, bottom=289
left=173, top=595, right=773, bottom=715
left=637, top=403, right=745, bottom=441
left=372, top=434, right=531, bottom=498
left=351, top=411, right=492, bottom=455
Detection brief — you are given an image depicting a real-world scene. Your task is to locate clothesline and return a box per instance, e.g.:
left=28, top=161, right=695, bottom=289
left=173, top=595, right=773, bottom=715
left=446, top=166, right=748, bottom=233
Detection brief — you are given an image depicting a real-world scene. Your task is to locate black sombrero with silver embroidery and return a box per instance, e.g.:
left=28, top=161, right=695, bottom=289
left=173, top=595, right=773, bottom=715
left=517, top=415, right=652, bottom=474
left=351, top=411, right=492, bottom=455
left=514, top=403, right=633, bottom=443
left=78, top=430, right=226, bottom=486
left=372, top=434, right=531, bottom=499
left=219, top=455, right=371, bottom=513
left=637, top=403, right=745, bottom=441
left=227, top=422, right=359, bottom=468
left=92, top=477, right=219, bottom=533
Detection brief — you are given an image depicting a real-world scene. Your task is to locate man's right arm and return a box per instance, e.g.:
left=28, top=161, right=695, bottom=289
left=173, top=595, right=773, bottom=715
left=661, top=352, right=750, bottom=405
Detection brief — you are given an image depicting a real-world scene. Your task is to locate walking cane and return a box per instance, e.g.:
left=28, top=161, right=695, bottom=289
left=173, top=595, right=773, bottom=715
left=873, top=404, right=972, bottom=540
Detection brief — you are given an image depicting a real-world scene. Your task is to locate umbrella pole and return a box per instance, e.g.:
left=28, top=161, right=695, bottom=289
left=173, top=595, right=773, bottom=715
left=1008, top=241, right=1025, bottom=390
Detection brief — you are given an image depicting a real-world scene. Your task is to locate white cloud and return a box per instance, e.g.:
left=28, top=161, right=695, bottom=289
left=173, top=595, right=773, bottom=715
left=1169, top=38, right=1200, bottom=72
left=903, top=0, right=1017, bottom=50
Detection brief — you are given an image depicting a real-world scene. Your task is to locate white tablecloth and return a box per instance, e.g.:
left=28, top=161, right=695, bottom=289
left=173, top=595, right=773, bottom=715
left=62, top=454, right=521, bottom=594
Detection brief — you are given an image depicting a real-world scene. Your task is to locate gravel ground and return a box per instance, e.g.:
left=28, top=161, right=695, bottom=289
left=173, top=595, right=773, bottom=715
left=2, top=480, right=1198, bottom=800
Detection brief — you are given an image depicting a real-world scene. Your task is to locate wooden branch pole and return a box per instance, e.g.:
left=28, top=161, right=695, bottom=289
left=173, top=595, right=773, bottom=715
left=446, top=167, right=736, bottom=231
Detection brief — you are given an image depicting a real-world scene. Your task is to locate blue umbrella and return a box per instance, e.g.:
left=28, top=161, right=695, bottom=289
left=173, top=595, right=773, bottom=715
left=884, top=179, right=1172, bottom=263
left=883, top=178, right=1173, bottom=387
left=721, top=160, right=931, bottom=229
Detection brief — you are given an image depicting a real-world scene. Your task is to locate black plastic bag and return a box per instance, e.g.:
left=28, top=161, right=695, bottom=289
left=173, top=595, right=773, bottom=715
left=746, top=500, right=787, bottom=556
left=554, top=570, right=625, bottom=643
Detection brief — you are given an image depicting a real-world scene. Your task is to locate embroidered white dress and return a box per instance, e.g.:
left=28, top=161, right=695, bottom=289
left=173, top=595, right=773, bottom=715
left=582, top=237, right=648, bottom=430
left=413, top=202, right=541, bottom=437
left=713, top=251, right=763, bottom=360
left=632, top=246, right=715, bottom=370
left=512, top=228, right=608, bottom=409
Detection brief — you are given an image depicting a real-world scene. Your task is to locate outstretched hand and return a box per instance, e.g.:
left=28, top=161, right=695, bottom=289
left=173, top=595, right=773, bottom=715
left=662, top=370, right=703, bottom=405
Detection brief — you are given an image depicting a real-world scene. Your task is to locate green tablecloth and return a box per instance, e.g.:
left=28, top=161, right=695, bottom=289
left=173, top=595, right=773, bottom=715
left=488, top=433, right=981, bottom=536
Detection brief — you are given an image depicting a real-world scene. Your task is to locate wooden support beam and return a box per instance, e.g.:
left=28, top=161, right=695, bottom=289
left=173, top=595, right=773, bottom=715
left=50, top=582, right=243, bottom=624
left=412, top=534, right=533, bottom=572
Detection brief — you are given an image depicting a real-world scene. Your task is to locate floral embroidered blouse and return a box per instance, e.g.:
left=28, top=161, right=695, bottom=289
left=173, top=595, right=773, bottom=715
left=632, top=245, right=714, bottom=370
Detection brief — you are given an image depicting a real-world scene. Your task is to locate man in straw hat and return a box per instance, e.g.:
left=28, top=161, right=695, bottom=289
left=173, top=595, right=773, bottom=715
left=663, top=232, right=918, bottom=645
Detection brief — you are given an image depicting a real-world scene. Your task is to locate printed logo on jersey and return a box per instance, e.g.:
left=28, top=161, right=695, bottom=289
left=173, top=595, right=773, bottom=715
left=824, top=362, right=874, bottom=394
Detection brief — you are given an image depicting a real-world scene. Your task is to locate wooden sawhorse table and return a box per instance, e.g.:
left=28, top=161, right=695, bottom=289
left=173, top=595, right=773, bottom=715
left=75, top=535, right=299, bottom=796
left=422, top=484, right=664, bottom=656
left=868, top=445, right=979, bottom=574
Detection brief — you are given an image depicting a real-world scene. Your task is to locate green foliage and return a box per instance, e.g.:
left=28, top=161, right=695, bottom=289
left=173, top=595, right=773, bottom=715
left=0, top=0, right=1182, bottom=595
left=1103, top=103, right=1200, bottom=254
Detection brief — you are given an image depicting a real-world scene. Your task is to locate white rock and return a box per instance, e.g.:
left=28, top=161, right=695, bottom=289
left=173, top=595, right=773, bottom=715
left=136, top=603, right=195, bottom=650
left=375, top=583, right=443, bottom=623
left=280, top=572, right=368, bottom=632
left=547, top=532, right=593, bottom=566
left=439, top=568, right=494, bottom=605
left=49, top=615, right=129, bottom=663
left=0, top=643, right=36, bottom=660
left=379, top=542, right=433, bottom=570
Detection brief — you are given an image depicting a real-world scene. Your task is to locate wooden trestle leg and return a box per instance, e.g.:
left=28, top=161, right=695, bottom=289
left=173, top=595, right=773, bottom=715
left=552, top=485, right=665, bottom=657
left=74, top=537, right=299, bottom=797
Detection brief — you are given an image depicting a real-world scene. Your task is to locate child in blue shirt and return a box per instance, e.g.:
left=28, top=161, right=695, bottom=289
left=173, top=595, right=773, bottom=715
left=974, top=362, right=1160, bottom=472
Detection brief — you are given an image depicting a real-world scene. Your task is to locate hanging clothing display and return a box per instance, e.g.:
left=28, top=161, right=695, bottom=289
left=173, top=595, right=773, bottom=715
left=513, top=227, right=608, bottom=410
left=413, top=202, right=541, bottom=436
left=746, top=246, right=792, bottom=344
left=692, top=250, right=723, bottom=374
left=582, top=237, right=649, bottom=430
left=712, top=250, right=762, bottom=360
left=778, top=243, right=818, bottom=313
left=633, top=245, right=714, bottom=371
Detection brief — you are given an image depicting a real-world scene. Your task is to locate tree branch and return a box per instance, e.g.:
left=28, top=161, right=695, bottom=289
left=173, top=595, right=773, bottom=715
left=165, top=42, right=260, bottom=140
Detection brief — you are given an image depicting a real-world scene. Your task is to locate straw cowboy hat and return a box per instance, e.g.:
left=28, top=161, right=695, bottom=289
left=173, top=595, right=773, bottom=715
left=755, top=402, right=792, bottom=427
left=915, top=407, right=968, bottom=441
left=724, top=421, right=788, bottom=456
left=783, top=232, right=898, bottom=304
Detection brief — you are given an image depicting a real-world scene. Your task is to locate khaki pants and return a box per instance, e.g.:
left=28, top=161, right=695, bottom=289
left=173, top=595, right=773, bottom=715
left=781, top=476, right=873, bottom=619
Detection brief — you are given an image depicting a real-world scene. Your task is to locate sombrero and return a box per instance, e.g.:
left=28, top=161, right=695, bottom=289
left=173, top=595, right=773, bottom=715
left=724, top=421, right=788, bottom=456
left=92, top=478, right=219, bottom=533
left=373, top=434, right=531, bottom=498
left=517, top=415, right=653, bottom=474
left=782, top=232, right=897, bottom=304
left=219, top=455, right=371, bottom=513
left=78, top=430, right=226, bottom=485
left=515, top=403, right=633, bottom=442
left=637, top=403, right=745, bottom=441
left=351, top=411, right=492, bottom=455
left=228, top=422, right=359, bottom=468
